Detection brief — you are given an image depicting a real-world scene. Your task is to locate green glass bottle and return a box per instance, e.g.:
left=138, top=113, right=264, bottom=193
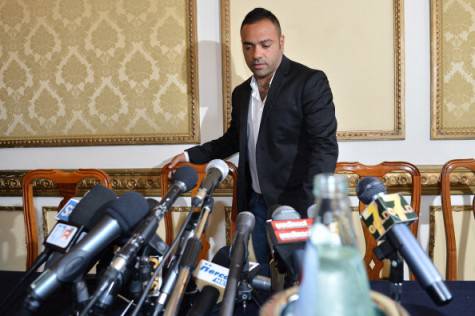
left=295, top=174, right=375, bottom=316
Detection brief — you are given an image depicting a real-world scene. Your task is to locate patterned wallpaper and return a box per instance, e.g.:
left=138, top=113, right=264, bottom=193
left=0, top=0, right=199, bottom=146
left=442, top=0, right=475, bottom=128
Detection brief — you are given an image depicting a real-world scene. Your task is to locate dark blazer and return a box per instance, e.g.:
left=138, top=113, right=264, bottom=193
left=187, top=56, right=338, bottom=217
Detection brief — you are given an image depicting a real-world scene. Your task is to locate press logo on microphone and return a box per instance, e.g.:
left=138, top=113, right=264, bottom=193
left=194, top=260, right=228, bottom=289
left=56, top=198, right=79, bottom=222
left=275, top=228, right=310, bottom=243
left=272, top=218, right=313, bottom=230
left=361, top=193, right=418, bottom=240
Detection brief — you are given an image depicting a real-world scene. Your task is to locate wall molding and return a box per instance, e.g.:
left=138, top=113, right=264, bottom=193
left=0, top=165, right=473, bottom=197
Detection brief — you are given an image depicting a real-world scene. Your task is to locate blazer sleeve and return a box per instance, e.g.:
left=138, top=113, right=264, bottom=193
left=301, top=71, right=339, bottom=186
left=186, top=89, right=241, bottom=163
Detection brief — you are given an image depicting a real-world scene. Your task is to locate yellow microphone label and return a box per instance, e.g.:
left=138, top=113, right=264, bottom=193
left=361, top=193, right=417, bottom=240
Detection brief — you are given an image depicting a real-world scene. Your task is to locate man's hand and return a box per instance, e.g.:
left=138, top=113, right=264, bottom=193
left=169, top=153, right=187, bottom=169
left=168, top=153, right=187, bottom=179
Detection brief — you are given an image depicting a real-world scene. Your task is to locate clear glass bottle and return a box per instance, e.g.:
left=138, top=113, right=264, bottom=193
left=294, top=174, right=375, bottom=316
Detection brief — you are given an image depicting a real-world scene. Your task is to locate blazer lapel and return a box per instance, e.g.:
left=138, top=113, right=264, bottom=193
left=238, top=82, right=251, bottom=157
left=258, top=55, right=291, bottom=139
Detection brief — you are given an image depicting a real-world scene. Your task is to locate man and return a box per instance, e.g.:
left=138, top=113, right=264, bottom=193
left=170, top=8, right=338, bottom=266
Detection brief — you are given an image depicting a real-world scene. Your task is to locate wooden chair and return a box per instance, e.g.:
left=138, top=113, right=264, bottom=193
left=22, top=169, right=111, bottom=269
left=160, top=161, right=238, bottom=260
left=336, top=162, right=422, bottom=280
left=440, top=158, right=475, bottom=280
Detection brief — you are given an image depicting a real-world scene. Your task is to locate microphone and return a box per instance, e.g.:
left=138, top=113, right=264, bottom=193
left=271, top=205, right=301, bottom=220
left=189, top=247, right=263, bottom=316
left=192, top=159, right=229, bottom=207
left=45, top=185, right=117, bottom=257
left=0, top=185, right=117, bottom=315
left=25, top=192, right=149, bottom=311
left=193, top=247, right=271, bottom=300
left=158, top=165, right=199, bottom=213
left=188, top=254, right=229, bottom=316
left=220, top=212, right=255, bottom=316
left=87, top=166, right=198, bottom=313
left=68, top=184, right=118, bottom=231
left=266, top=205, right=311, bottom=287
left=357, top=177, right=452, bottom=305
left=163, top=237, right=202, bottom=316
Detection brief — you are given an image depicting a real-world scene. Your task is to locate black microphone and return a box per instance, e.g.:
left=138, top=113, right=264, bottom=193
left=0, top=185, right=116, bottom=315
left=68, top=184, right=118, bottom=231
left=159, top=165, right=199, bottom=212
left=192, top=159, right=229, bottom=207
left=211, top=246, right=271, bottom=292
left=357, top=177, right=452, bottom=305
left=220, top=212, right=255, bottom=316
left=86, top=166, right=198, bottom=313
left=266, top=205, right=309, bottom=289
left=25, top=192, right=149, bottom=311
left=44, top=185, right=118, bottom=266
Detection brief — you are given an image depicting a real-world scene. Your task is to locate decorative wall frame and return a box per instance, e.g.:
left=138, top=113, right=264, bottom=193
left=0, top=0, right=199, bottom=147
left=431, top=0, right=475, bottom=139
left=221, top=0, right=405, bottom=140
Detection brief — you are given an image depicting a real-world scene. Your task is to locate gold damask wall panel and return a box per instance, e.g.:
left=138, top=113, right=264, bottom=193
left=0, top=0, right=199, bottom=146
left=431, top=0, right=475, bottom=139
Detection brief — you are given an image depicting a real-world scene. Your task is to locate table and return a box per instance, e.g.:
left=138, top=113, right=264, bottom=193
left=0, top=271, right=473, bottom=316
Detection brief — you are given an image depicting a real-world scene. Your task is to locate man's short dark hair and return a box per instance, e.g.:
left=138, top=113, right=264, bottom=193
left=240, top=8, right=281, bottom=35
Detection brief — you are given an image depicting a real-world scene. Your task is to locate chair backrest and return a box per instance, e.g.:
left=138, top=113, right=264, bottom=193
left=336, top=161, right=421, bottom=280
left=440, top=158, right=475, bottom=280
left=22, top=169, right=111, bottom=269
left=160, top=161, right=238, bottom=260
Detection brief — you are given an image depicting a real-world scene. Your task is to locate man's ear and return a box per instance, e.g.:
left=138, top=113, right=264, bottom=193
left=280, top=34, right=285, bottom=51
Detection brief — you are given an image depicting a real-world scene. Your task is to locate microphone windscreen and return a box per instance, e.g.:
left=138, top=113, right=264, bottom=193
left=236, top=211, right=255, bottom=235
left=356, top=177, right=386, bottom=204
left=69, top=184, right=117, bottom=230
left=205, top=159, right=229, bottom=180
left=212, top=246, right=231, bottom=267
left=173, top=166, right=198, bottom=191
left=271, top=205, right=301, bottom=220
left=105, top=192, right=149, bottom=234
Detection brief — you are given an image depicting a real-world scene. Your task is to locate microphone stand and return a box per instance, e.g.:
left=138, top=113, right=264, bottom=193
left=373, top=240, right=404, bottom=302
left=149, top=210, right=202, bottom=315
left=163, top=197, right=214, bottom=316
left=220, top=228, right=253, bottom=316
left=130, top=209, right=195, bottom=316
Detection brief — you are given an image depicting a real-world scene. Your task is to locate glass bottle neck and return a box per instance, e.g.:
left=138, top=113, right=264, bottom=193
left=313, top=195, right=357, bottom=247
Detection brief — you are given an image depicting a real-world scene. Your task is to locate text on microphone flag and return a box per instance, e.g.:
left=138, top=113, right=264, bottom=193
left=361, top=193, right=418, bottom=240
left=272, top=218, right=313, bottom=230
left=275, top=228, right=310, bottom=243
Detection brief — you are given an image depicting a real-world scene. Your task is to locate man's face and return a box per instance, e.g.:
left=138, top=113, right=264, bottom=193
left=241, top=19, right=284, bottom=80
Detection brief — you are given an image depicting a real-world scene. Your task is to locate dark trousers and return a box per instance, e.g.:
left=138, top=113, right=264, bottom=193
left=249, top=191, right=270, bottom=275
